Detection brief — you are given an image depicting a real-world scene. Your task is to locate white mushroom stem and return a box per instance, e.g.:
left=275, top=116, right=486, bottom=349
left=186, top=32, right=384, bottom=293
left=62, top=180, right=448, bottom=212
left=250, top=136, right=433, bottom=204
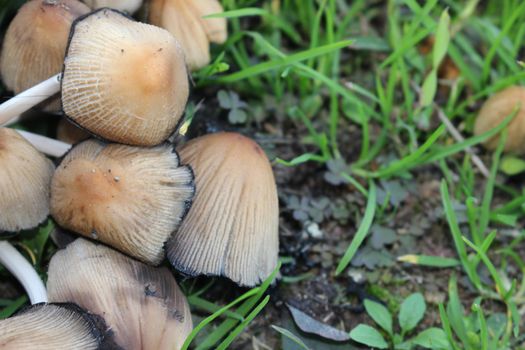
left=17, top=130, right=71, bottom=158
left=0, top=74, right=61, bottom=126
left=0, top=241, right=48, bottom=304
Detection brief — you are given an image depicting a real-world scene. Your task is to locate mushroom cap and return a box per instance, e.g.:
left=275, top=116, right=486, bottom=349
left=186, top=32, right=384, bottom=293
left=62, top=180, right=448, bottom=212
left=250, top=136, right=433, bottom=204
left=50, top=139, right=194, bottom=264
left=62, top=8, right=189, bottom=146
left=149, top=0, right=227, bottom=70
left=47, top=239, right=193, bottom=350
left=167, top=132, right=279, bottom=286
left=0, top=0, right=90, bottom=111
left=0, top=128, right=55, bottom=233
left=474, top=85, right=525, bottom=153
left=56, top=118, right=90, bottom=145
left=0, top=303, right=114, bottom=350
left=82, top=0, right=143, bottom=13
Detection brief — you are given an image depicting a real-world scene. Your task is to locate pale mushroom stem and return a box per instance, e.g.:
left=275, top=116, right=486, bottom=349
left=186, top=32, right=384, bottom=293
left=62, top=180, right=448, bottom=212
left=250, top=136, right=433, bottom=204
left=17, top=130, right=71, bottom=158
left=0, top=74, right=61, bottom=126
left=0, top=241, right=48, bottom=304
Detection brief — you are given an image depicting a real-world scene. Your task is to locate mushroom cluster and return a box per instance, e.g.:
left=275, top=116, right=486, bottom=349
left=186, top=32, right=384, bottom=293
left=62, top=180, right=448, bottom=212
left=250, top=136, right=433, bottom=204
left=0, top=1, right=279, bottom=348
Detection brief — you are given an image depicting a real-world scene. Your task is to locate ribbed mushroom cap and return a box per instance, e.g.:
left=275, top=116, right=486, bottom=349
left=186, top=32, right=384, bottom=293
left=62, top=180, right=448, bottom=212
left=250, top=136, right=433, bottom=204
left=56, top=118, right=90, bottom=144
left=47, top=239, right=193, bottom=350
left=474, top=85, right=525, bottom=153
left=0, top=128, right=55, bottom=233
left=0, top=0, right=90, bottom=111
left=167, top=132, right=279, bottom=286
left=83, top=0, right=142, bottom=13
left=50, top=139, right=194, bottom=264
left=62, top=9, right=189, bottom=146
left=0, top=303, right=113, bottom=350
left=149, top=0, right=227, bottom=70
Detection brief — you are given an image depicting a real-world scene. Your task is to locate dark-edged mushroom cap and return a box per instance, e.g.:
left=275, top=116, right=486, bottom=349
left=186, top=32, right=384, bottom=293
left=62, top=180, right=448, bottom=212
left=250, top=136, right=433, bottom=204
left=47, top=238, right=193, bottom=350
left=50, top=139, right=194, bottom=264
left=0, top=0, right=90, bottom=111
left=149, top=0, right=227, bottom=70
left=474, top=85, right=525, bottom=153
left=82, top=0, right=143, bottom=13
left=61, top=8, right=189, bottom=146
left=56, top=118, right=90, bottom=144
left=167, top=132, right=279, bottom=286
left=0, top=128, right=55, bottom=233
left=0, top=302, right=116, bottom=349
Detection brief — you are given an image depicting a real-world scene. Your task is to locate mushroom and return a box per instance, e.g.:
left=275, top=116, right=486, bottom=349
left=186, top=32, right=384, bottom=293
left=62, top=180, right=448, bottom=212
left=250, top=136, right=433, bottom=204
left=0, top=303, right=116, bottom=349
left=82, top=0, right=143, bottom=13
left=149, top=0, right=227, bottom=70
left=0, top=8, right=189, bottom=147
left=0, top=128, right=55, bottom=233
left=474, top=85, right=525, bottom=153
left=47, top=238, right=193, bottom=350
left=57, top=118, right=90, bottom=145
left=0, top=0, right=90, bottom=111
left=50, top=139, right=194, bottom=264
left=167, top=132, right=279, bottom=286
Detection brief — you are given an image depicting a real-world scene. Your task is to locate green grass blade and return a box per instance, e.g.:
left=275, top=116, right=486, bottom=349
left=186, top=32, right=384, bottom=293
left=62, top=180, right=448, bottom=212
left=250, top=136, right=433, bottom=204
left=272, top=325, right=312, bottom=350
left=397, top=254, right=460, bottom=268
left=336, top=181, right=376, bottom=275
left=0, top=295, right=27, bottom=319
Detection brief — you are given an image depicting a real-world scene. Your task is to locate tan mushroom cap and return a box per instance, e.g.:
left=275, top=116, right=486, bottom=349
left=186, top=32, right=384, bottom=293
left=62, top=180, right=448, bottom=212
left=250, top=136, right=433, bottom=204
left=56, top=118, right=90, bottom=144
left=0, top=0, right=90, bottom=111
left=0, top=128, right=55, bottom=233
left=50, top=139, right=194, bottom=264
left=474, top=85, right=525, bottom=153
left=82, top=0, right=143, bottom=13
left=62, top=9, right=189, bottom=146
left=167, top=132, right=279, bottom=286
left=149, top=0, right=227, bottom=70
left=47, top=239, right=193, bottom=350
left=0, top=303, right=108, bottom=350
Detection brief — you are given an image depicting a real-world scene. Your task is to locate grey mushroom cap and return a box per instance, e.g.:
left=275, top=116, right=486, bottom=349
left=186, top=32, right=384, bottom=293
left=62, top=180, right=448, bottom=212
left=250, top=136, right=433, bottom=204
left=0, top=302, right=117, bottom=349
left=47, top=239, right=193, bottom=350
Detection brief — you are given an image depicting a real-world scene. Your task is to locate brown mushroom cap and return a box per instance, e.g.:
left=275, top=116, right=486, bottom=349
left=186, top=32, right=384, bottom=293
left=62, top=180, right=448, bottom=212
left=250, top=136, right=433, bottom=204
left=167, top=132, right=279, bottom=286
left=0, top=0, right=90, bottom=111
left=82, top=0, right=143, bottom=13
left=0, top=303, right=113, bottom=350
left=474, top=85, right=525, bottom=153
left=0, top=128, right=55, bottom=233
left=50, top=139, right=194, bottom=264
left=47, top=239, right=193, bottom=350
left=149, top=0, right=227, bottom=70
left=56, top=118, right=90, bottom=144
left=62, top=8, right=189, bottom=146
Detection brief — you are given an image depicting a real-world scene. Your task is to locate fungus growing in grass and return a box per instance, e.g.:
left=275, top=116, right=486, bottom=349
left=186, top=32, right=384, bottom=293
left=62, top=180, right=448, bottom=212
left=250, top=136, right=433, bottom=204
left=57, top=118, right=90, bottom=145
left=0, top=9, right=189, bottom=146
left=167, top=132, right=279, bottom=286
left=0, top=0, right=90, bottom=111
left=0, top=128, right=55, bottom=233
left=149, top=0, right=227, bottom=70
left=474, top=85, right=525, bottom=153
left=50, top=139, right=194, bottom=264
left=0, top=303, right=116, bottom=350
left=47, top=239, right=193, bottom=350
left=82, top=0, right=142, bottom=13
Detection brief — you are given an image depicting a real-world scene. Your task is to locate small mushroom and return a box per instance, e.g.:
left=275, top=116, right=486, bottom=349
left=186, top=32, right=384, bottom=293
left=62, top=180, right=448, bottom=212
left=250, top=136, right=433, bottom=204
left=149, top=0, right=227, bottom=70
left=0, top=303, right=116, bottom=349
left=82, top=0, right=143, bottom=13
left=50, top=139, right=194, bottom=264
left=0, top=0, right=90, bottom=111
left=47, top=238, right=193, bottom=350
left=474, top=85, right=525, bottom=153
left=0, top=8, right=189, bottom=147
left=56, top=118, right=90, bottom=145
left=0, top=128, right=55, bottom=233
left=167, top=132, right=279, bottom=286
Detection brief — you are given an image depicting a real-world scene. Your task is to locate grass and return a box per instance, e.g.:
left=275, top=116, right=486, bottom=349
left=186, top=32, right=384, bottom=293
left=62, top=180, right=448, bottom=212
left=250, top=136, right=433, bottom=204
left=2, top=0, right=525, bottom=349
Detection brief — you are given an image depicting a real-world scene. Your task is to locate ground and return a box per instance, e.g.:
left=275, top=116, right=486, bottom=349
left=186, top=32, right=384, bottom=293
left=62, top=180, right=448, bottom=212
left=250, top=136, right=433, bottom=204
left=2, top=0, right=525, bottom=350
